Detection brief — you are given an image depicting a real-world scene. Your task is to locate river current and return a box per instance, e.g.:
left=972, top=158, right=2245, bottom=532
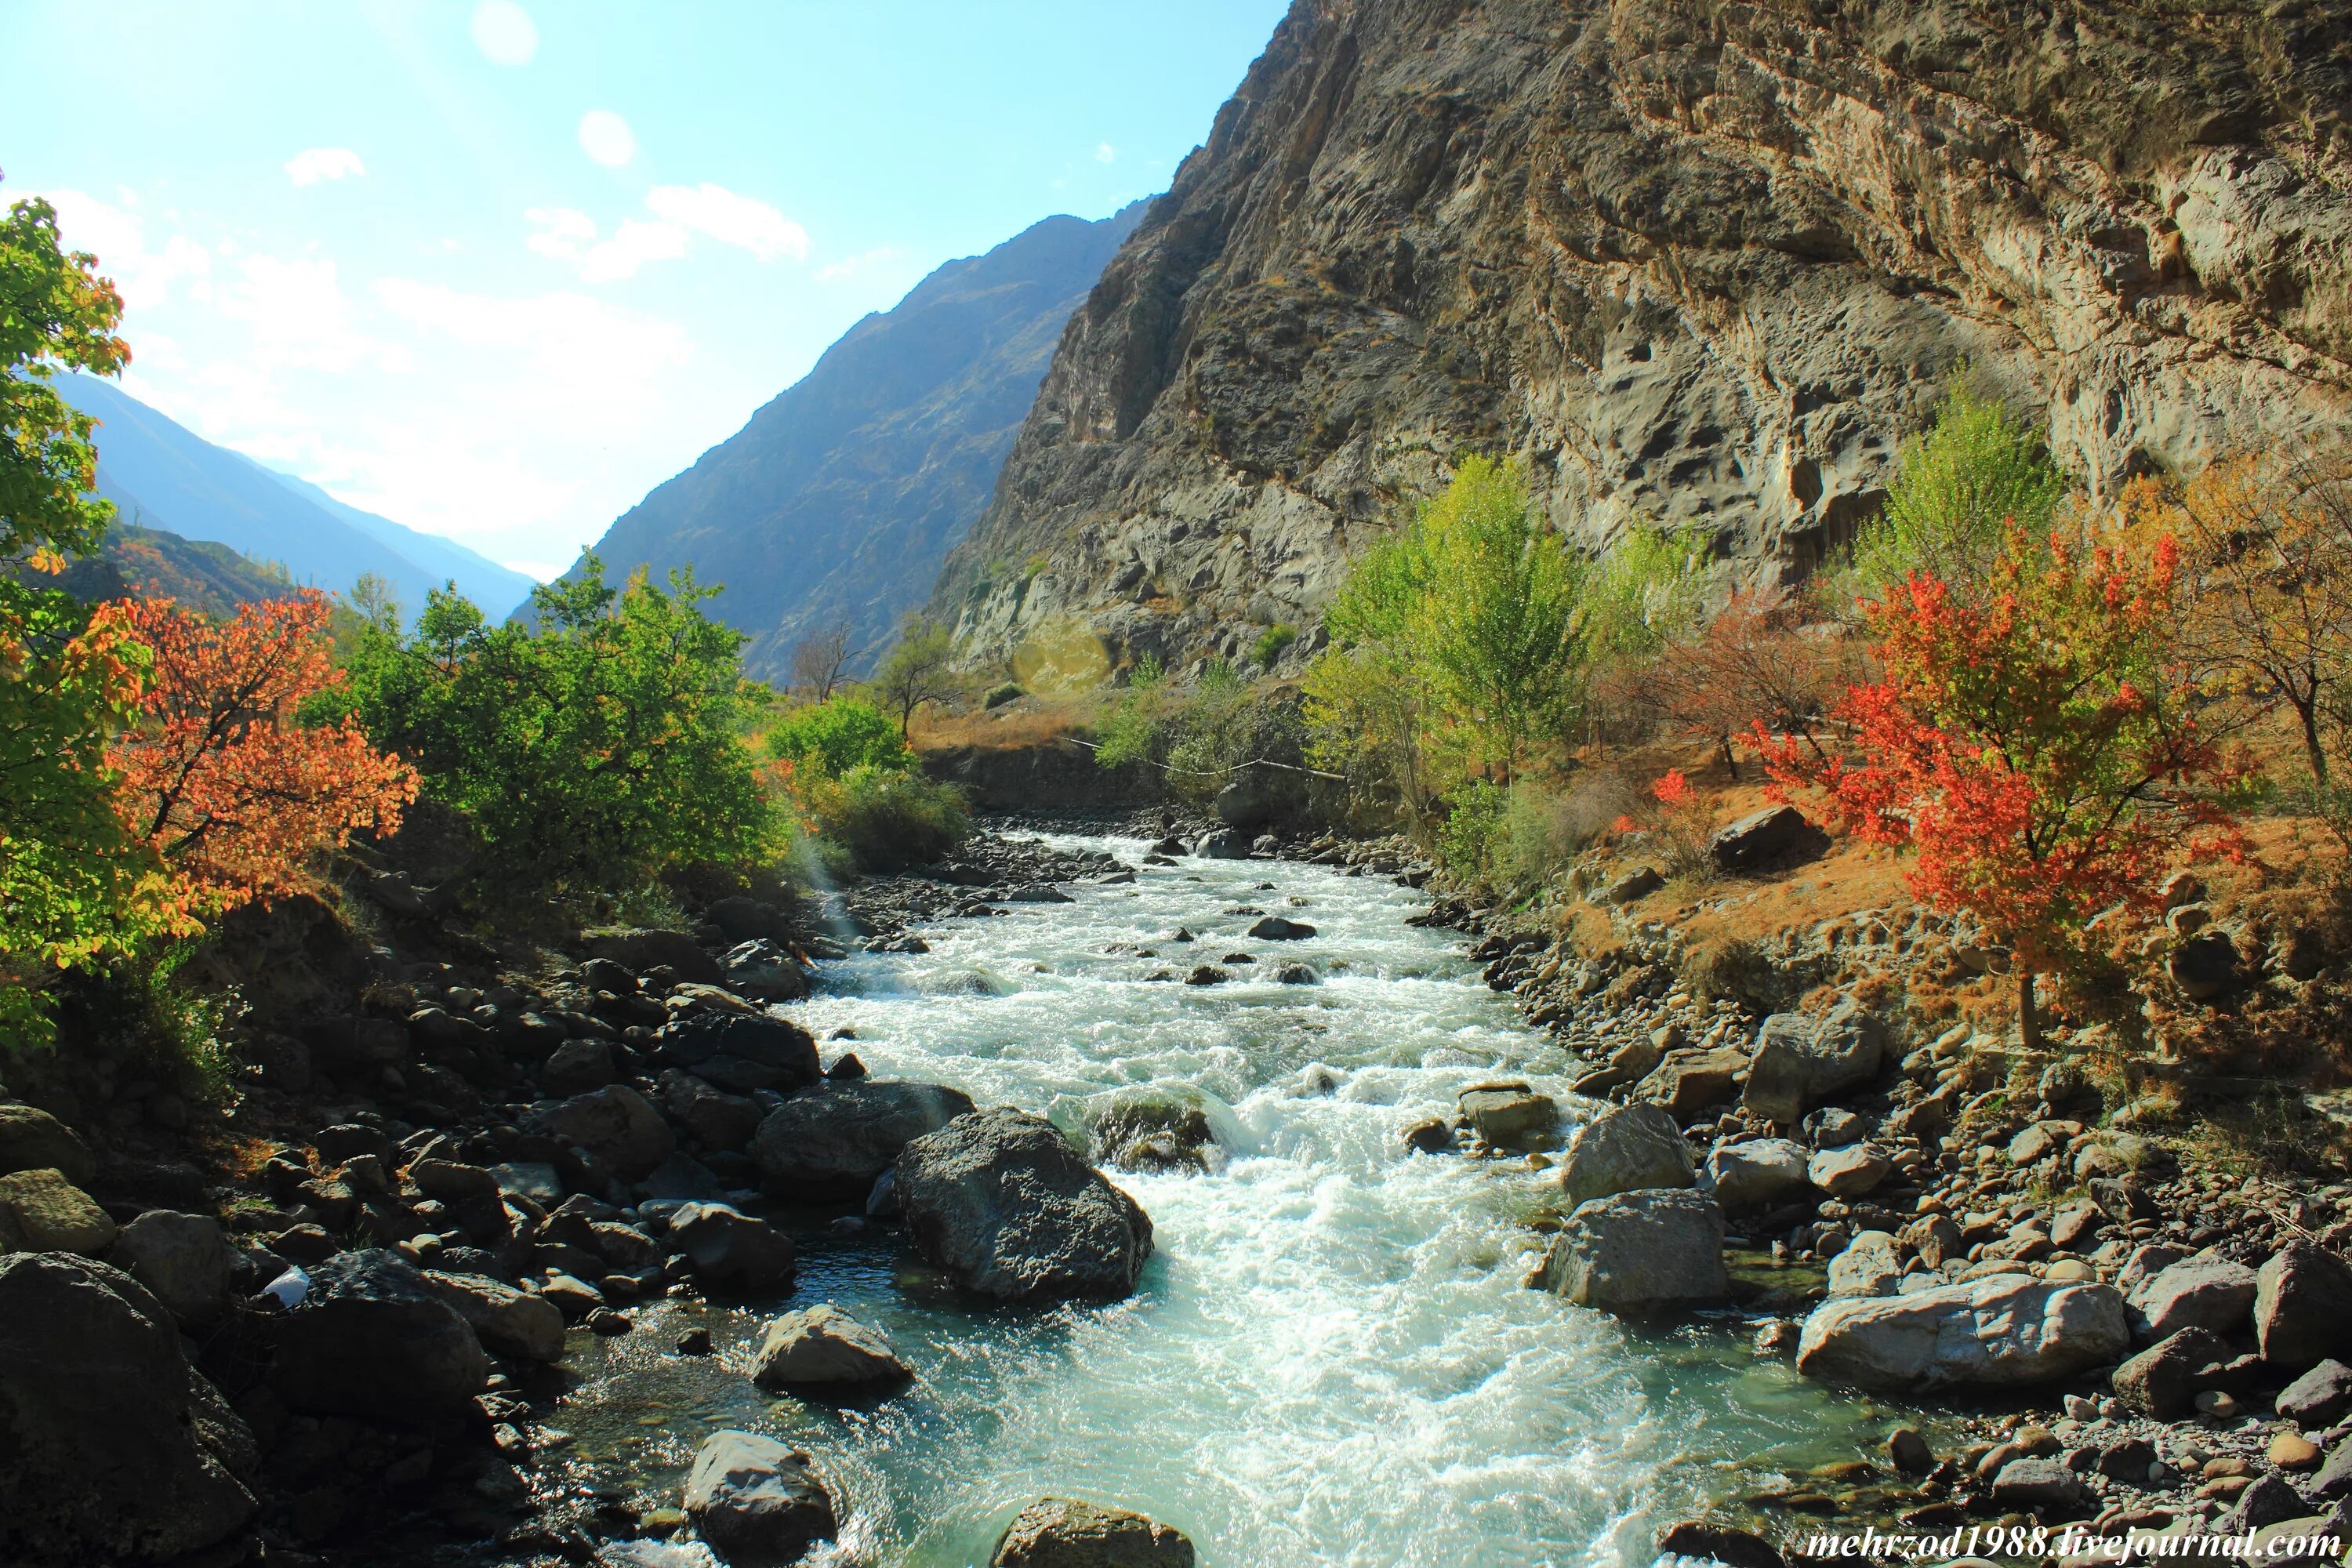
left=567, top=833, right=1907, bottom=1568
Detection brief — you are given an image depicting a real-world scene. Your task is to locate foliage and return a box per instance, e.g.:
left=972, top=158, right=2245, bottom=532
left=332, top=555, right=772, bottom=889
left=1092, top=654, right=1167, bottom=772
left=1763, top=528, right=2256, bottom=1047
left=870, top=615, right=962, bottom=737
left=764, top=695, right=912, bottom=779
left=793, top=762, right=970, bottom=875
left=1433, top=774, right=1642, bottom=900
left=1090, top=655, right=1269, bottom=804
left=1254, top=622, right=1298, bottom=667
left=1645, top=586, right=1857, bottom=778
left=110, top=591, right=416, bottom=920
left=789, top=621, right=854, bottom=702
left=1839, top=382, right=2067, bottom=605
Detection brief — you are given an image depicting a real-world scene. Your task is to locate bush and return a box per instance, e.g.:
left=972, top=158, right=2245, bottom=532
left=1838, top=380, right=2066, bottom=604
left=799, top=764, right=970, bottom=875
left=1436, top=775, right=1639, bottom=900
left=1254, top=622, right=1298, bottom=667
left=766, top=696, right=912, bottom=778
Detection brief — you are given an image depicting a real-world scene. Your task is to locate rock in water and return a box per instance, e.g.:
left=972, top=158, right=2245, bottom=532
left=1079, top=1084, right=1225, bottom=1172
left=0, top=1253, right=256, bottom=1563
left=1557, top=1102, right=1694, bottom=1207
left=665, top=1202, right=797, bottom=1293
left=1456, top=1086, right=1558, bottom=1149
left=426, top=1269, right=568, bottom=1363
left=990, top=1497, right=1196, bottom=1566
left=750, top=1079, right=976, bottom=1198
left=895, top=1108, right=1153, bottom=1302
left=1741, top=998, right=1885, bottom=1124
left=683, top=1430, right=837, bottom=1567
left=1247, top=915, right=1315, bottom=941
left=750, top=1305, right=912, bottom=1391
left=1796, top=1273, right=2129, bottom=1392
left=109, top=1208, right=238, bottom=1326
left=1540, top=1188, right=1728, bottom=1316
left=2256, top=1242, right=2352, bottom=1370
left=270, top=1249, right=488, bottom=1421
left=1654, top=1523, right=1782, bottom=1568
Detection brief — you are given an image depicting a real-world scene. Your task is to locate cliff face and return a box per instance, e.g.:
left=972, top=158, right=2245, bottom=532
left=935, top=0, right=2352, bottom=677
left=570, top=204, right=1145, bottom=681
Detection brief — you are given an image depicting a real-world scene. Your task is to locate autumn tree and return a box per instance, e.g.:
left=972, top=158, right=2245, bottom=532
left=109, top=591, right=416, bottom=917
left=1646, top=587, right=1855, bottom=779
left=869, top=615, right=961, bottom=739
left=789, top=620, right=854, bottom=703
left=1765, top=530, right=2252, bottom=1049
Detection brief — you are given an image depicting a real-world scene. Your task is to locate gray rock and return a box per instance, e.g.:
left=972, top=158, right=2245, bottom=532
left=1007, top=883, right=1075, bottom=903
left=0, top=1166, right=114, bottom=1253
left=1247, top=915, right=1316, bottom=941
left=895, top=1108, right=1153, bottom=1302
left=1539, top=1187, right=1729, bottom=1316
left=1570, top=1036, right=1664, bottom=1097
left=0, top=1102, right=97, bottom=1185
left=492, top=1161, right=564, bottom=1205
left=1991, top=1457, right=2094, bottom=1515
left=750, top=1079, right=976, bottom=1199
left=1653, top=1523, right=1783, bottom=1568
left=525, top=1085, right=676, bottom=1179
left=537, top=1036, right=615, bottom=1097
left=1826, top=1230, right=1904, bottom=1299
left=666, top=1202, right=797, bottom=1293
left=2234, top=1475, right=2314, bottom=1534
left=1077, top=1084, right=1225, bottom=1172
left=749, top=1305, right=911, bottom=1390
left=2127, top=1257, right=2259, bottom=1341
left=1795, top=1274, right=2129, bottom=1392
left=2111, top=1326, right=2231, bottom=1419
left=2278, top=1359, right=2352, bottom=1428
left=425, top=1269, right=567, bottom=1362
left=1456, top=1087, right=1557, bottom=1149
left=1709, top=804, right=1823, bottom=873
left=990, top=1497, right=1196, bottom=1567
left=1638, top=1044, right=1748, bottom=1121
left=1805, top=1107, right=1867, bottom=1149
left=2257, top=1243, right=2352, bottom=1370
left=1557, top=1102, right=1694, bottom=1207
left=683, top=1429, right=837, bottom=1567
left=659, top=1069, right=764, bottom=1152
left=270, top=1249, right=488, bottom=1421
left=1192, top=828, right=1247, bottom=858
left=1604, top=866, right=1665, bottom=904
left=1807, top=1142, right=1891, bottom=1198
left=2170, top=931, right=2242, bottom=1000
left=109, top=1210, right=238, bottom=1326
left=1705, top=1138, right=1812, bottom=1210
left=2115, top=1243, right=2189, bottom=1297
left=722, top=938, right=812, bottom=1002
left=0, top=1253, right=256, bottom=1564
left=656, top=1013, right=822, bottom=1096
left=408, top=1157, right=503, bottom=1207
left=582, top=925, right=720, bottom=984
left=1742, top=997, right=1885, bottom=1124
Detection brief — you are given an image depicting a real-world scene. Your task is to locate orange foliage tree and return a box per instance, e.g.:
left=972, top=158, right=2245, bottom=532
left=107, top=590, right=417, bottom=922
left=1645, top=586, right=1856, bottom=779
left=1762, top=531, right=2254, bottom=1048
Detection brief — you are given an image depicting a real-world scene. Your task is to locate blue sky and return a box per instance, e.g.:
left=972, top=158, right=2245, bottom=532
left=0, top=0, right=1287, bottom=578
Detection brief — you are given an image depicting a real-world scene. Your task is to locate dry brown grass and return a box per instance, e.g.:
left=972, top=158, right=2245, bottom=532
left=910, top=699, right=1096, bottom=753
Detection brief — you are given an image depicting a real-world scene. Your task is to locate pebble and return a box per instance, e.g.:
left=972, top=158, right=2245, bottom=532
left=2269, top=1432, right=2321, bottom=1470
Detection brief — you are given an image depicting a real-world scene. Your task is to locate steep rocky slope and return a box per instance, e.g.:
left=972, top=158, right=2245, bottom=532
left=564, top=204, right=1146, bottom=680
left=936, top=0, right=2352, bottom=677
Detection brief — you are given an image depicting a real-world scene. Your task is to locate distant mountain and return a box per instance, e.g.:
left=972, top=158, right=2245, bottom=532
left=57, top=375, right=533, bottom=619
left=561, top=201, right=1149, bottom=680
left=48, top=521, right=297, bottom=620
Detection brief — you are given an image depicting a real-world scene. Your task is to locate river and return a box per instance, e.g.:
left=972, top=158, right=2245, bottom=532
left=561, top=832, right=1912, bottom=1567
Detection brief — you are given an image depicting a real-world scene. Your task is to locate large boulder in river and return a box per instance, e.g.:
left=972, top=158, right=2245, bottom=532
left=751, top=1080, right=975, bottom=1199
left=683, top=1429, right=837, bottom=1567
left=1539, top=1188, right=1728, bottom=1316
left=526, top=1084, right=676, bottom=1179
left=0, top=1253, right=257, bottom=1565
left=1076, top=1084, right=1228, bottom=1173
left=657, top=1013, right=822, bottom=1096
left=110, top=1209, right=239, bottom=1326
left=582, top=924, right=721, bottom=983
left=749, top=1304, right=911, bottom=1391
left=1457, top=1085, right=1558, bottom=1149
left=270, top=1249, right=488, bottom=1421
left=666, top=1201, right=797, bottom=1293
left=1557, top=1102, right=1694, bottom=1207
left=0, top=1102, right=97, bottom=1184
left=990, top=1497, right=1196, bottom=1567
left=896, top=1108, right=1153, bottom=1302
left=1705, top=1138, right=1813, bottom=1210
left=1741, top=997, right=1886, bottom=1125
left=1795, top=1272, right=2129, bottom=1393
left=2256, top=1242, right=2352, bottom=1370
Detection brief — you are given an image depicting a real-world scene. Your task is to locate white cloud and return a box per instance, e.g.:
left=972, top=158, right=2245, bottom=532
left=470, top=0, right=538, bottom=65
left=285, top=147, right=365, bottom=186
left=645, top=183, right=809, bottom=263
left=577, top=110, right=637, bottom=169
left=526, top=185, right=808, bottom=282
left=1095, top=142, right=1118, bottom=164
left=524, top=207, right=689, bottom=282
left=815, top=245, right=905, bottom=282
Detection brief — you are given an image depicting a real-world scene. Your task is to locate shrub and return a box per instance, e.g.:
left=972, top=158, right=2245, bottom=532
left=798, top=764, right=970, bottom=875
left=765, top=696, right=912, bottom=778
left=1254, top=622, right=1299, bottom=667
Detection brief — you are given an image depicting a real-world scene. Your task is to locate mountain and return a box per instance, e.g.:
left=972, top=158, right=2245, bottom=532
left=56, top=375, right=532, bottom=618
left=559, top=202, right=1149, bottom=681
left=45, top=521, right=296, bottom=620
left=935, top=0, right=2352, bottom=677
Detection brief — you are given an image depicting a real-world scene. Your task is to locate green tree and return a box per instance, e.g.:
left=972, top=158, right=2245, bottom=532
left=766, top=695, right=912, bottom=778
left=870, top=615, right=961, bottom=738
left=1842, top=381, right=2067, bottom=604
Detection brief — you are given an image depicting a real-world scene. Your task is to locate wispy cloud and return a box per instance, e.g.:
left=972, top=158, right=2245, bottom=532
left=525, top=183, right=809, bottom=282
left=577, top=110, right=637, bottom=168
left=647, top=182, right=810, bottom=263
left=470, top=0, right=538, bottom=65
left=815, top=245, right=905, bottom=282
left=285, top=147, right=366, bottom=186
left=1095, top=141, right=1118, bottom=164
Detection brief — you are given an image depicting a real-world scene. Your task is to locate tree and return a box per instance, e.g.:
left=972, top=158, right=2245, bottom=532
left=765, top=695, right=911, bottom=778
left=1646, top=587, right=1855, bottom=779
left=789, top=621, right=854, bottom=702
left=869, top=615, right=960, bottom=739
left=109, top=591, right=416, bottom=918
left=1841, top=381, right=2067, bottom=604
left=1763, top=529, right=2253, bottom=1049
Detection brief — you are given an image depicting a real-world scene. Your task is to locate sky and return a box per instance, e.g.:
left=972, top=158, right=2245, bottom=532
left=0, top=0, right=1288, bottom=579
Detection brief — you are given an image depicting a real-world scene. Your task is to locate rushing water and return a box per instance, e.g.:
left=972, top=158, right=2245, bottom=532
left=562, top=833, right=1918, bottom=1568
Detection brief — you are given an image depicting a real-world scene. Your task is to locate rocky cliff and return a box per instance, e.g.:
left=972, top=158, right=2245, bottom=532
left=568, top=204, right=1146, bottom=681
left=935, top=0, right=2352, bottom=678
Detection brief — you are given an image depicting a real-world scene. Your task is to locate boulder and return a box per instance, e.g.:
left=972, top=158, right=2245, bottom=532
left=1705, top=1138, right=1812, bottom=1210
left=1653, top=1523, right=1782, bottom=1568
left=0, top=1102, right=96, bottom=1184
left=109, top=1210, right=238, bottom=1326
left=526, top=1085, right=676, bottom=1179
left=1900, top=1214, right=1965, bottom=1271
left=1247, top=916, right=1315, bottom=941
left=1077, top=1085, right=1226, bottom=1173
left=2256, top=1243, right=2352, bottom=1370
left=1570, top=1036, right=1664, bottom=1098
left=2169, top=931, right=2242, bottom=1000
left=2112, top=1326, right=2232, bottom=1419
left=424, top=1269, right=567, bottom=1362
left=2127, top=1257, right=2259, bottom=1341
left=1795, top=1274, right=2129, bottom=1393
left=665, top=1202, right=797, bottom=1293
left=1639, top=1045, right=1748, bottom=1121
left=660, top=1069, right=765, bottom=1152
left=990, top=1498, right=1196, bottom=1567
left=1456, top=1087, right=1557, bottom=1149
left=270, top=1249, right=489, bottom=1421
left=1539, top=1188, right=1728, bottom=1316
left=1991, top=1457, right=2094, bottom=1516
left=683, top=1430, right=837, bottom=1567
left=582, top=925, right=721, bottom=985
left=749, top=1305, right=911, bottom=1390
left=656, top=1014, right=823, bottom=1096
left=408, top=1157, right=504, bottom=1207
left=895, top=1109, right=1153, bottom=1303
left=538, top=1036, right=616, bottom=1096
left=721, top=939, right=812, bottom=1002
left=2278, top=1359, right=2352, bottom=1427
left=1742, top=998, right=1886, bottom=1124
left=750, top=1080, right=977, bottom=1199
left=1806, top=1143, right=1891, bottom=1199
left=1708, top=804, right=1824, bottom=873
left=0, top=1254, right=256, bottom=1564
left=0, top=1166, right=115, bottom=1253
left=1557, top=1102, right=1694, bottom=1207
left=1826, top=1231, right=1904, bottom=1299
left=1604, top=866, right=1665, bottom=904
left=1192, top=828, right=1247, bottom=858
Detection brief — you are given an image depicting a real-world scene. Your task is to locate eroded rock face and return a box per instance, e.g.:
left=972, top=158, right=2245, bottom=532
left=934, top=0, right=2352, bottom=675
left=1796, top=1273, right=2129, bottom=1393
left=895, top=1108, right=1154, bottom=1302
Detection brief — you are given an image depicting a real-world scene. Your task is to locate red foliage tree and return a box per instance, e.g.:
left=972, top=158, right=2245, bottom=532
left=1646, top=586, right=1855, bottom=779
left=1762, top=532, right=2252, bottom=1047
left=108, top=590, right=417, bottom=922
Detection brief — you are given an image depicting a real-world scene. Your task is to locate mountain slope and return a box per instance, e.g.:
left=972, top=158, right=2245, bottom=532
left=252, top=465, right=532, bottom=613
left=48, top=520, right=296, bottom=620
left=57, top=375, right=528, bottom=617
left=561, top=203, right=1149, bottom=679
left=936, top=0, right=2352, bottom=677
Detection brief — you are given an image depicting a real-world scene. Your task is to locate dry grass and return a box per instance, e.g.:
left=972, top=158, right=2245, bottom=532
left=911, top=698, right=1096, bottom=753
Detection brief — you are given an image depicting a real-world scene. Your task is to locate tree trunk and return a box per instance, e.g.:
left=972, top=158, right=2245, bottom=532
left=1719, top=732, right=1739, bottom=782
left=2017, top=967, right=2041, bottom=1053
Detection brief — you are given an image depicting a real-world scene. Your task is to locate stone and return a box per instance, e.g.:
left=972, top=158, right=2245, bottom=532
left=1557, top=1102, right=1694, bottom=1207
left=1247, top=916, right=1315, bottom=941
left=2096, top=1437, right=2156, bottom=1481
left=2051, top=1202, right=2106, bottom=1252
left=2127, top=1257, right=2259, bottom=1341
left=1807, top=1142, right=1891, bottom=1198
left=2271, top=1433, right=2322, bottom=1471
left=1887, top=1428, right=1934, bottom=1475
left=721, top=938, right=812, bottom=1002
left=408, top=1157, right=503, bottom=1207
left=1605, top=866, right=1665, bottom=904
left=656, top=1013, right=823, bottom=1096
left=1539, top=1188, right=1729, bottom=1316
left=750, top=1079, right=977, bottom=1198
left=1741, top=997, right=1886, bottom=1124
left=1570, top=1036, right=1664, bottom=1098
left=1653, top=1523, right=1782, bottom=1568
left=425, top=1269, right=567, bottom=1362
left=1991, top=1457, right=2094, bottom=1515
left=2278, top=1359, right=2352, bottom=1427
left=991, top=1497, right=1196, bottom=1567
left=1805, top=1107, right=1867, bottom=1149
left=683, top=1430, right=837, bottom=1567
left=1704, top=1138, right=1812, bottom=1210
left=582, top=925, right=721, bottom=984
left=1639, top=1045, right=1748, bottom=1121
left=895, top=1108, right=1153, bottom=1303
left=1709, top=804, right=1823, bottom=873
left=492, top=1162, right=564, bottom=1205
left=537, top=1036, right=616, bottom=1096
left=110, top=1209, right=238, bottom=1326
left=2116, top=1243, right=2189, bottom=1297
left=666, top=1202, right=797, bottom=1293
left=270, top=1249, right=489, bottom=1421
left=660, top=1069, right=764, bottom=1152
left=527, top=1085, right=676, bottom=1179
left=2169, top=931, right=2242, bottom=1000
left=1401, top=1118, right=1454, bottom=1155
left=1795, top=1274, right=2129, bottom=1392
left=2256, top=1243, right=2352, bottom=1370
left=2312, top=1443, right=2352, bottom=1502
left=0, top=1254, right=256, bottom=1564
left=1827, top=1231, right=1904, bottom=1299
left=1899, top=1215, right=1965, bottom=1271
left=749, top=1305, right=912, bottom=1390
left=1080, top=1085, right=1224, bottom=1172
left=1457, top=1087, right=1557, bottom=1149
left=2234, top=1475, right=2313, bottom=1534
left=2111, top=1327, right=2231, bottom=1419
left=1192, top=828, right=1247, bottom=858
left=0, top=1166, right=115, bottom=1253
left=0, top=1102, right=96, bottom=1184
